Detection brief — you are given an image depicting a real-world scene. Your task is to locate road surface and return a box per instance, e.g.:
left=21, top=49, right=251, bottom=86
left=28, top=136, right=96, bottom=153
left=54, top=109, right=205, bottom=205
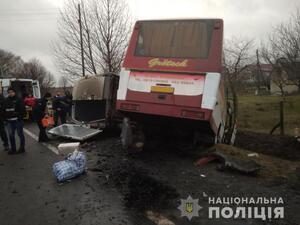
left=0, top=123, right=147, bottom=225
left=0, top=122, right=299, bottom=225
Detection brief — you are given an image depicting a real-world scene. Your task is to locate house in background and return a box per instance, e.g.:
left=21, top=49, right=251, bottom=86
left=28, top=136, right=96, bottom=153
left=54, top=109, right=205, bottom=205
left=239, top=64, right=272, bottom=92
left=270, top=69, right=299, bottom=95
left=47, top=86, right=73, bottom=96
left=240, top=63, right=299, bottom=95
left=270, top=81, right=298, bottom=94
left=270, top=57, right=300, bottom=95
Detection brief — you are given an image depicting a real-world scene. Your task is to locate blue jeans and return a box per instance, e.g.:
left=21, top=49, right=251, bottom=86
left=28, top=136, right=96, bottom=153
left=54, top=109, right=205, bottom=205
left=0, top=121, right=8, bottom=147
left=7, top=120, right=25, bottom=151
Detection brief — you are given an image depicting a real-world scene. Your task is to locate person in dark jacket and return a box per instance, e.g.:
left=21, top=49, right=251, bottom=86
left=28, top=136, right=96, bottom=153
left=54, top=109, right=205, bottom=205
left=52, top=92, right=67, bottom=126
left=32, top=93, right=52, bottom=142
left=4, top=87, right=26, bottom=154
left=64, top=91, right=73, bottom=118
left=0, top=93, right=9, bottom=151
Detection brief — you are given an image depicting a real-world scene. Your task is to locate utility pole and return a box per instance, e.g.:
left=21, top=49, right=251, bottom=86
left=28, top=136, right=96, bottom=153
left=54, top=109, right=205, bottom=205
left=256, top=49, right=262, bottom=92
left=78, top=3, right=85, bottom=77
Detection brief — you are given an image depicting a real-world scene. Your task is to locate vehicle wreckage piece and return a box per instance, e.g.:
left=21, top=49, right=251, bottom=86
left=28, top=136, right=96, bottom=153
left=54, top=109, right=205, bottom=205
left=58, top=142, right=80, bottom=155
left=196, top=151, right=261, bottom=175
left=48, top=124, right=102, bottom=141
left=212, top=151, right=261, bottom=174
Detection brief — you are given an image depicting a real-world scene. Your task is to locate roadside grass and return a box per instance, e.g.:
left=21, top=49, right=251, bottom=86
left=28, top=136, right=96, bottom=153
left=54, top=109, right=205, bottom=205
left=238, top=94, right=300, bottom=136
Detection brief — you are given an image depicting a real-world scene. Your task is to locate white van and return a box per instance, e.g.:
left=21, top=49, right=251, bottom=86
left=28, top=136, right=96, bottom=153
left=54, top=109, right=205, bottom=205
left=0, top=78, right=41, bottom=99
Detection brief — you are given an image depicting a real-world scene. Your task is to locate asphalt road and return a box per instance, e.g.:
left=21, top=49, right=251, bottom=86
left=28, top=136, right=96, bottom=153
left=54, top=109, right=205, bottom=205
left=0, top=123, right=144, bottom=225
left=0, top=122, right=299, bottom=225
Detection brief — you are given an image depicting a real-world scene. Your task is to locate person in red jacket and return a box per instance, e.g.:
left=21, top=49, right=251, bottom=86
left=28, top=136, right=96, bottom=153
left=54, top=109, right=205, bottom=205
left=24, top=93, right=36, bottom=107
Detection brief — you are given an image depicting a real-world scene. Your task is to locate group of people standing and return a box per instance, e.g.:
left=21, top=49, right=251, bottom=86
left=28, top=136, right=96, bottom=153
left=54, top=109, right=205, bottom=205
left=33, top=91, right=72, bottom=142
left=0, top=88, right=72, bottom=154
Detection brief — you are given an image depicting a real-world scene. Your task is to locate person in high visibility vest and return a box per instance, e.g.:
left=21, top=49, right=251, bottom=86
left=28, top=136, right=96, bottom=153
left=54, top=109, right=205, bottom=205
left=32, top=93, right=52, bottom=142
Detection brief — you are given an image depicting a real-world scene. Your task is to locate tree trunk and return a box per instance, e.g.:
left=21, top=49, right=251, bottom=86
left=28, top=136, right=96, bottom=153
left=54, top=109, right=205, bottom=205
left=228, top=78, right=238, bottom=121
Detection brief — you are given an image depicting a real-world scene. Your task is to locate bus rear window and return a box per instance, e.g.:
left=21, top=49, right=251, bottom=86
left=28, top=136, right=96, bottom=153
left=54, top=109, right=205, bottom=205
left=135, top=20, right=214, bottom=59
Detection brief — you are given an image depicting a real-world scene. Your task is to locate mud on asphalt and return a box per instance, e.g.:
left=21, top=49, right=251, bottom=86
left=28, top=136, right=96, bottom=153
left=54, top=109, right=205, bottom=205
left=85, top=129, right=300, bottom=225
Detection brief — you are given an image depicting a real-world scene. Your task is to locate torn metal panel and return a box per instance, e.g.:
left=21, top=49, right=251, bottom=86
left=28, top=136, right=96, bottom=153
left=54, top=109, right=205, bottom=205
left=48, top=124, right=102, bottom=141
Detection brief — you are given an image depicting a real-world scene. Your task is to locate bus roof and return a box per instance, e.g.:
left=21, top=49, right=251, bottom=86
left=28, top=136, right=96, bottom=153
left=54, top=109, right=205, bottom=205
left=123, top=19, right=223, bottom=74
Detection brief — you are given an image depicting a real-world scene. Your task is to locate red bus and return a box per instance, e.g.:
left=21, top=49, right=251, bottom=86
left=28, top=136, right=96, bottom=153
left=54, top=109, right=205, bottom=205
left=117, top=19, right=236, bottom=151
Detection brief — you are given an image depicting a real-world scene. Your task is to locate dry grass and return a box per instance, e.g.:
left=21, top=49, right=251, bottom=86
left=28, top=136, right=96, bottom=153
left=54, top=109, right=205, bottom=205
left=238, top=94, right=300, bottom=136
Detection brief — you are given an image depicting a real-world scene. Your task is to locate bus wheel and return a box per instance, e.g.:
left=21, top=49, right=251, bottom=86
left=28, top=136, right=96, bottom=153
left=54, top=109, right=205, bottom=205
left=120, top=118, right=144, bottom=154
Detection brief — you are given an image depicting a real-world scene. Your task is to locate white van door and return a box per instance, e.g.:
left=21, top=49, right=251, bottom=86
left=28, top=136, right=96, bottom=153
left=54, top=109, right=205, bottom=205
left=32, top=80, right=41, bottom=98
left=1, top=79, right=10, bottom=97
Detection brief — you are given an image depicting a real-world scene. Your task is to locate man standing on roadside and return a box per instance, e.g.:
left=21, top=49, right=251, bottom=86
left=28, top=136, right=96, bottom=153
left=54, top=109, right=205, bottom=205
left=0, top=91, right=9, bottom=151
left=3, top=87, right=26, bottom=154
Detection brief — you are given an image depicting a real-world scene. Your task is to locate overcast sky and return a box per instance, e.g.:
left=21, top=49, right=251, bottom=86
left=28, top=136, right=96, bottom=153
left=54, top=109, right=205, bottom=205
left=0, top=0, right=299, bottom=82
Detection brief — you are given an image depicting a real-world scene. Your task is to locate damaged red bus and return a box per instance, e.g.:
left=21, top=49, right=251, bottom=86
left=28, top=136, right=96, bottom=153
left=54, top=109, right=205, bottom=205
left=117, top=19, right=236, bottom=151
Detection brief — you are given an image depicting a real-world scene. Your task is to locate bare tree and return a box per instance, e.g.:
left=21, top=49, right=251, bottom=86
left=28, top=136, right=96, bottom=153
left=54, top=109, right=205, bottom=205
left=21, top=58, right=55, bottom=94
left=41, top=72, right=56, bottom=95
left=53, top=0, right=133, bottom=79
left=58, top=75, right=70, bottom=93
left=271, top=66, right=290, bottom=96
left=254, top=49, right=271, bottom=91
left=260, top=45, right=291, bottom=96
left=224, top=37, right=254, bottom=83
left=223, top=37, right=254, bottom=116
left=262, top=8, right=300, bottom=92
left=0, top=49, right=23, bottom=78
left=0, top=50, right=55, bottom=94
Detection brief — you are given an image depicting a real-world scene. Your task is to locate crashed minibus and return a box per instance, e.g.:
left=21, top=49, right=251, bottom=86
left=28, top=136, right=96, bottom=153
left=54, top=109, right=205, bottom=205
left=116, top=19, right=236, bottom=151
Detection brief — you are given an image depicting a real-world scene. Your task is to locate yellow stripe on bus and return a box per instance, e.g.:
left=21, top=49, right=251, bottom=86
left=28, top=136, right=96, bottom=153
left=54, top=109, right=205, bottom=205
left=150, top=86, right=174, bottom=94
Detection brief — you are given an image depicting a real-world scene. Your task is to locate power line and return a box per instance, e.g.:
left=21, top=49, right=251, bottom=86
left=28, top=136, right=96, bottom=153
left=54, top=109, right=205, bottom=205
left=0, top=12, right=59, bottom=16
left=0, top=16, right=59, bottom=22
left=0, top=11, right=60, bottom=23
left=0, top=8, right=59, bottom=12
left=0, top=8, right=60, bottom=18
left=0, top=8, right=61, bottom=23
left=0, top=12, right=59, bottom=18
left=0, top=20, right=57, bottom=23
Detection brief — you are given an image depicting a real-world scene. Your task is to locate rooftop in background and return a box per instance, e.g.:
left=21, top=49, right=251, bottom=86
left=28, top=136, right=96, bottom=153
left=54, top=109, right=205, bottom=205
left=246, top=64, right=273, bottom=72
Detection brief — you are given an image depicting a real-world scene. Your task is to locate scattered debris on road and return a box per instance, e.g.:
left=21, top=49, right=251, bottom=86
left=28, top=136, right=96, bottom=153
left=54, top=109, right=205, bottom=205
left=247, top=153, right=259, bottom=157
left=57, top=142, right=80, bottom=155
